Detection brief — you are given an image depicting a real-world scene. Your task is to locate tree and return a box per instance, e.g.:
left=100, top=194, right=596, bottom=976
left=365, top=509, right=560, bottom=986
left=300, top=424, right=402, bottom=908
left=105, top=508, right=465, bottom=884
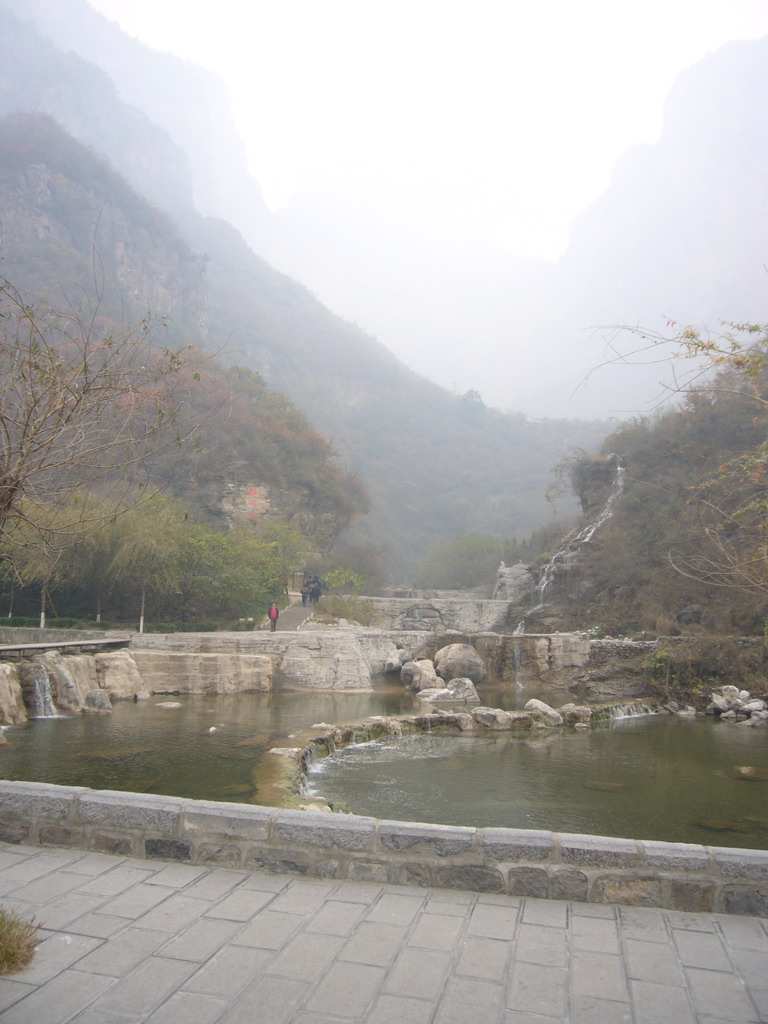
left=0, top=277, right=199, bottom=569
left=600, top=319, right=768, bottom=599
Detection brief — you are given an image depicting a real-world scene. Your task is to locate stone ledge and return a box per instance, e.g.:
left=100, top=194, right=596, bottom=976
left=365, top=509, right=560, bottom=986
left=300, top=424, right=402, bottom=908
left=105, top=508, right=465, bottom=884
left=0, top=781, right=766, bottom=917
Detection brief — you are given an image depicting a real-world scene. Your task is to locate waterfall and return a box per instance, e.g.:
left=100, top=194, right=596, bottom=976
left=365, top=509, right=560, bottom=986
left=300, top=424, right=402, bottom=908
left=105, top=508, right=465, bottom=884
left=28, top=663, right=62, bottom=719
left=512, top=639, right=524, bottom=691
left=609, top=700, right=657, bottom=720
left=516, top=454, right=625, bottom=633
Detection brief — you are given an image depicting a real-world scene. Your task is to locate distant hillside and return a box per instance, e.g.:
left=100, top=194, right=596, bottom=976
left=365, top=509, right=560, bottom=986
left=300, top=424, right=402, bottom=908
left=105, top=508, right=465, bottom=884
left=513, top=344, right=768, bottom=637
left=0, top=5, right=609, bottom=577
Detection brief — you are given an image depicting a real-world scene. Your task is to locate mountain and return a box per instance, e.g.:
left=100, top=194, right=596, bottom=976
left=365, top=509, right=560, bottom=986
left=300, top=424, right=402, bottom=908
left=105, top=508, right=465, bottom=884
left=0, top=4, right=605, bottom=577
left=250, top=38, right=768, bottom=420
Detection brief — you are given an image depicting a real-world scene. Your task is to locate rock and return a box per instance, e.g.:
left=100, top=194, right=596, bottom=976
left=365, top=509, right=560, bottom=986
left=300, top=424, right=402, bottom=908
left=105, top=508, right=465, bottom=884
left=492, top=562, right=536, bottom=602
left=523, top=698, right=564, bottom=726
left=417, top=678, right=479, bottom=703
left=434, top=643, right=487, bottom=684
left=84, top=689, right=112, bottom=712
left=471, top=706, right=514, bottom=729
left=559, top=703, right=593, bottom=726
left=400, top=659, right=439, bottom=692
left=95, top=649, right=147, bottom=700
left=720, top=685, right=741, bottom=703
left=730, top=765, right=767, bottom=781
left=155, top=701, right=183, bottom=709
left=744, top=699, right=767, bottom=713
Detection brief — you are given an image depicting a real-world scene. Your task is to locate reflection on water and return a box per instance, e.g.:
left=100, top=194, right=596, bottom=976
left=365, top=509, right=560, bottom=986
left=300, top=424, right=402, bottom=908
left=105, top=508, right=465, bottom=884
left=308, top=714, right=768, bottom=849
left=2, top=690, right=767, bottom=849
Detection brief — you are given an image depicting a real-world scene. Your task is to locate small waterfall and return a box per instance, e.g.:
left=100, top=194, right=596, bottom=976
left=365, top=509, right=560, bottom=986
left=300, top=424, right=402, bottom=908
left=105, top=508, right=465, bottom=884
left=512, top=639, right=525, bottom=691
left=28, top=663, right=62, bottom=719
left=609, top=700, right=657, bottom=720
left=516, top=454, right=625, bottom=632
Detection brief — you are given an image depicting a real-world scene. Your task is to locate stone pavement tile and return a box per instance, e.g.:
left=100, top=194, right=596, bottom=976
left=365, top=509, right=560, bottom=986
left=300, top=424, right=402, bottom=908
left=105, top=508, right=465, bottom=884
left=407, top=911, right=464, bottom=951
left=222, top=974, right=310, bottom=1024
left=143, top=862, right=210, bottom=888
left=9, top=869, right=90, bottom=905
left=267, top=881, right=335, bottom=915
left=77, top=864, right=157, bottom=898
left=27, top=890, right=109, bottom=930
left=303, top=962, right=385, bottom=1018
left=76, top=925, right=168, bottom=976
left=569, top=994, right=634, bottom=1023
left=232, top=908, right=302, bottom=949
left=428, top=887, right=475, bottom=907
left=571, top=901, right=618, bottom=919
left=684, top=966, right=761, bottom=1022
left=203, top=887, right=276, bottom=921
left=467, top=901, right=519, bottom=940
left=65, top=911, right=128, bottom=939
left=476, top=892, right=524, bottom=908
left=570, top=949, right=630, bottom=1002
left=240, top=871, right=291, bottom=893
left=96, top=881, right=173, bottom=920
left=733, top=948, right=768, bottom=989
left=629, top=979, right=697, bottom=1024
left=434, top=1002, right=503, bottom=1024
left=506, top=962, right=568, bottom=1018
left=441, top=975, right=506, bottom=1012
left=291, top=1015, right=353, bottom=1024
left=365, top=993, right=434, bottom=1024
left=0, top=851, right=83, bottom=884
left=571, top=913, right=620, bottom=952
left=520, top=897, right=568, bottom=928
left=624, top=937, right=687, bottom=987
left=304, top=898, right=367, bottom=936
left=133, top=892, right=208, bottom=933
left=715, top=913, right=768, bottom=950
left=62, top=852, right=131, bottom=878
left=12, top=930, right=102, bottom=985
left=0, top=968, right=115, bottom=1024
left=513, top=923, right=568, bottom=968
left=85, top=955, right=198, bottom=1017
left=0, top=977, right=34, bottom=1014
left=750, top=988, right=768, bottom=1020
left=425, top=891, right=476, bottom=916
left=66, top=1011, right=138, bottom=1023
left=502, top=1013, right=564, bottom=1024
left=383, top=947, right=452, bottom=1000
left=672, top=928, right=733, bottom=970
left=182, top=944, right=271, bottom=997
left=455, top=935, right=512, bottom=979
left=265, top=931, right=346, bottom=982
left=159, top=916, right=241, bottom=962
left=365, top=892, right=425, bottom=927
left=338, top=921, right=404, bottom=966
left=182, top=868, right=250, bottom=901
left=618, top=904, right=671, bottom=943
left=327, top=880, right=383, bottom=904
left=666, top=910, right=718, bottom=932
left=144, top=989, right=230, bottom=1024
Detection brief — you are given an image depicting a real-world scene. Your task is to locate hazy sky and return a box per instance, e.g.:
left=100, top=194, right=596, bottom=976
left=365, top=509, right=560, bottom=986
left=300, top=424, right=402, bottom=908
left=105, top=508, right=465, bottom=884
left=87, top=0, right=768, bottom=262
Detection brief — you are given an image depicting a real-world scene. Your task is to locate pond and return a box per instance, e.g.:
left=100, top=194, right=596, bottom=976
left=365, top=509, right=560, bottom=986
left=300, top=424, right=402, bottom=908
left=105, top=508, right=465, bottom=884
left=1, top=689, right=766, bottom=849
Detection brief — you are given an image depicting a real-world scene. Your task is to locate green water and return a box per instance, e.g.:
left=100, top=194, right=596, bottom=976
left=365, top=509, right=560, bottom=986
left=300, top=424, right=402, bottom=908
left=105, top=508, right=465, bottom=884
left=307, top=713, right=768, bottom=849
left=2, top=692, right=766, bottom=848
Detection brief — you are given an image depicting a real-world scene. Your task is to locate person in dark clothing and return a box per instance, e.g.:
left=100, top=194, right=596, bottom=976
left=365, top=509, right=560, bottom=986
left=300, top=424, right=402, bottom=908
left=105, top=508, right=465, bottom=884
left=268, top=602, right=279, bottom=631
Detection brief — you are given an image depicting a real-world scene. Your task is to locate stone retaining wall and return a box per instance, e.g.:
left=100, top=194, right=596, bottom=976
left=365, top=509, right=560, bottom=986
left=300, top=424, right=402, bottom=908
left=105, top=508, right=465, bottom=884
left=1, top=780, right=766, bottom=917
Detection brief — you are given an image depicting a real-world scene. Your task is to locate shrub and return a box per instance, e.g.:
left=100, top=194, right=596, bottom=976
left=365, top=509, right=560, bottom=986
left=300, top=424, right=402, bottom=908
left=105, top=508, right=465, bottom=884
left=0, top=907, right=38, bottom=974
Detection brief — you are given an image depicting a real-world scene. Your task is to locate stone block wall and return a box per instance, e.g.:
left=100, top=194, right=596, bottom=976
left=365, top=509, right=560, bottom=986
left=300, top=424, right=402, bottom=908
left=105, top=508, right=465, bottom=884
left=1, top=780, right=766, bottom=917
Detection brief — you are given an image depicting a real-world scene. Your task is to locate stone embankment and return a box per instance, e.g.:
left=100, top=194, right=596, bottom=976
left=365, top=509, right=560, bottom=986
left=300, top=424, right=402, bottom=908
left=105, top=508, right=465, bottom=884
left=1, top=778, right=766, bottom=917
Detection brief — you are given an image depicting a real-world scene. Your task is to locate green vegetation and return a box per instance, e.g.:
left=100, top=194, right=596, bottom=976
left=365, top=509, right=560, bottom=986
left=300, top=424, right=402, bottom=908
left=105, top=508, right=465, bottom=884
left=555, top=320, right=768, bottom=635
left=0, top=907, right=38, bottom=975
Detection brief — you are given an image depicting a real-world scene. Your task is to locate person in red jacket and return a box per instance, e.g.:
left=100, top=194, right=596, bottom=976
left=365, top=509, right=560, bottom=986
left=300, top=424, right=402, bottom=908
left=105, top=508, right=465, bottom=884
left=268, top=602, right=279, bottom=631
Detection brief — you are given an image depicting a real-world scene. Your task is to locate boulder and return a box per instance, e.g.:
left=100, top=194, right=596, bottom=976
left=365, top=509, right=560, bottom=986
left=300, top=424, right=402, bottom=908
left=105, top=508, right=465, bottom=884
left=434, top=643, right=487, bottom=684
left=559, top=702, right=593, bottom=726
left=417, top=677, right=479, bottom=703
left=95, top=649, right=146, bottom=700
left=524, top=698, right=564, bottom=726
left=400, top=659, right=439, bottom=692
left=84, top=689, right=112, bottom=713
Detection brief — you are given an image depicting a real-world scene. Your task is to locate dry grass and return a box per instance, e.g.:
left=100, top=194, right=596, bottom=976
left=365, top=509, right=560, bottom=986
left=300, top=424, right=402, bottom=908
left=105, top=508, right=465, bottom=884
left=0, top=907, right=39, bottom=974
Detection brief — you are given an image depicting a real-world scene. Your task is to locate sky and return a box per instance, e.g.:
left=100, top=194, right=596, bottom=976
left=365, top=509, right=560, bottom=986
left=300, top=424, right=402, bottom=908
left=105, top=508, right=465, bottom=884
left=86, top=0, right=768, bottom=262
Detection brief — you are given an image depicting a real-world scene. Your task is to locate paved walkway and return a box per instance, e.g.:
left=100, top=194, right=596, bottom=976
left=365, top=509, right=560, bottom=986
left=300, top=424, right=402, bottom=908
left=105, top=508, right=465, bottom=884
left=0, top=843, right=766, bottom=1022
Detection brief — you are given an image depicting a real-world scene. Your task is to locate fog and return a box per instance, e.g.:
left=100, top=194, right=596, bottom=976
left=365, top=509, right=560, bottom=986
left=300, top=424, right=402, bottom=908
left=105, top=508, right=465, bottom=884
left=80, top=1, right=768, bottom=417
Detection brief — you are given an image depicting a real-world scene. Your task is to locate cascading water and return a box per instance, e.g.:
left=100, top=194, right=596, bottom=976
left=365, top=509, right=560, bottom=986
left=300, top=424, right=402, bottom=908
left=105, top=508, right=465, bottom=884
left=27, top=663, right=62, bottom=719
left=512, top=639, right=524, bottom=691
left=516, top=454, right=625, bottom=633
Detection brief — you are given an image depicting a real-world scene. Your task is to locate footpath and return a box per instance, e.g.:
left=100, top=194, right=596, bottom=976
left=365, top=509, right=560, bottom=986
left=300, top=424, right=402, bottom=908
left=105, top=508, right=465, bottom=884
left=0, top=840, right=766, bottom=1023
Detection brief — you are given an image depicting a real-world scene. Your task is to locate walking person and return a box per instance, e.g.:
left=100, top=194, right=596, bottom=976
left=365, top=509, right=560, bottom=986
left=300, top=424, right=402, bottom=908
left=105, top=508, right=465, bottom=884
left=268, top=602, right=279, bottom=631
